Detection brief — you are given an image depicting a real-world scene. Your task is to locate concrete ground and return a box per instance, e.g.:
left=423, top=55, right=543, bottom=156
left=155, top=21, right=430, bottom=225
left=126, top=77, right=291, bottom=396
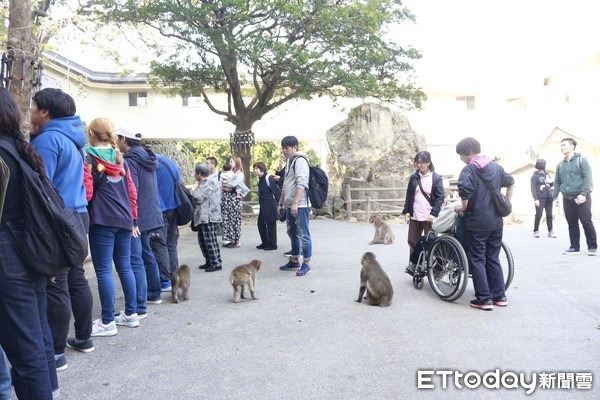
left=53, top=217, right=598, bottom=399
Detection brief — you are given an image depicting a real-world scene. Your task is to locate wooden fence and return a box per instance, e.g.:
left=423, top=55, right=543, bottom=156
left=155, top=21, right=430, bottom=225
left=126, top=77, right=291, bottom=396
left=343, top=185, right=458, bottom=221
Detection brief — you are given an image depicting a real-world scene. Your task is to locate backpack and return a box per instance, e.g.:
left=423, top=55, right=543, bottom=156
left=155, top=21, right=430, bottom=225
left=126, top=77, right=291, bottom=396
left=291, top=155, right=329, bottom=209
left=0, top=139, right=88, bottom=278
left=158, top=158, right=195, bottom=226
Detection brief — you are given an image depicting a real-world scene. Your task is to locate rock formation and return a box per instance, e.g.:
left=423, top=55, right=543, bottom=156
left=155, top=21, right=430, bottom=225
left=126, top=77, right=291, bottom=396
left=325, top=103, right=426, bottom=219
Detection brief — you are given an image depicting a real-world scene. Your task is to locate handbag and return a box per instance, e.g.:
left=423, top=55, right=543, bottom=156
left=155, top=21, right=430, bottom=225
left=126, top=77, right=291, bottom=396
left=236, top=182, right=250, bottom=197
left=474, top=168, right=512, bottom=217
left=158, top=158, right=195, bottom=226
left=432, top=200, right=461, bottom=233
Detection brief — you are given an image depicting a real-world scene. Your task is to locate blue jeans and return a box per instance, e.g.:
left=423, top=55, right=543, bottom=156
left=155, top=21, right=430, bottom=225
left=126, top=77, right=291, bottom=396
left=130, top=236, right=148, bottom=315
left=89, top=225, right=137, bottom=323
left=141, top=231, right=161, bottom=301
left=286, top=207, right=312, bottom=260
left=0, top=347, right=12, bottom=400
left=0, top=228, right=55, bottom=399
left=151, top=209, right=180, bottom=281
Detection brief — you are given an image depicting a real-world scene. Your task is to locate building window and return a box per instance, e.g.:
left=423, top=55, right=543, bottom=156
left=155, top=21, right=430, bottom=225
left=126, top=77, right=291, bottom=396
left=182, top=93, right=202, bottom=107
left=456, top=95, right=475, bottom=110
left=128, top=92, right=147, bottom=107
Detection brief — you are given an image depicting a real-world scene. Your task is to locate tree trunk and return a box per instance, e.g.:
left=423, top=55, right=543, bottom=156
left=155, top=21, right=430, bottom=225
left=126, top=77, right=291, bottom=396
left=231, top=123, right=256, bottom=209
left=7, top=0, right=37, bottom=135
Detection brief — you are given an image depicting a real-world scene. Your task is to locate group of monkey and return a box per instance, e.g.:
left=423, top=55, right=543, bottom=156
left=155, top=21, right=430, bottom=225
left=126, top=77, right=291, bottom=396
left=169, top=215, right=395, bottom=307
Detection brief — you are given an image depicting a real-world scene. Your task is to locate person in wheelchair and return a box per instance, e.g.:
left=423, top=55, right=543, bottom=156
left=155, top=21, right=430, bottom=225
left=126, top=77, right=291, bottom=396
left=454, top=137, right=514, bottom=311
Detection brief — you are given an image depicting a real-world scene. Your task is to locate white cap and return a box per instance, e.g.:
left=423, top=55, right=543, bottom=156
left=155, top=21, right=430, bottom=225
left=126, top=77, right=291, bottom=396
left=115, top=127, right=142, bottom=141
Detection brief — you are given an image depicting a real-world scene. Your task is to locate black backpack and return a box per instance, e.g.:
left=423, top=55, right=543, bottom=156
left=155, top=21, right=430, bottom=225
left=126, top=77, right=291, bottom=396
left=291, top=155, right=329, bottom=209
left=158, top=158, right=195, bottom=226
left=0, top=138, right=88, bottom=277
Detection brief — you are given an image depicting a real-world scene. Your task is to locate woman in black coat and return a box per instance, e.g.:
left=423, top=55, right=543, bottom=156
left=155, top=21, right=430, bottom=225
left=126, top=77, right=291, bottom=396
left=530, top=159, right=555, bottom=238
left=253, top=162, right=282, bottom=250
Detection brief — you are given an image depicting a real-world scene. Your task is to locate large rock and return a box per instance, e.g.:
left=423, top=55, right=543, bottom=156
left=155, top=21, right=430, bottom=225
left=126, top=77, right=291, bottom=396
left=326, top=103, right=425, bottom=200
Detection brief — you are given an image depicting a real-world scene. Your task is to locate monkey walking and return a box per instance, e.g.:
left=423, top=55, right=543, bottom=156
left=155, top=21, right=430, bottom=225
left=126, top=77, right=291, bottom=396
left=356, top=252, right=394, bottom=307
left=171, top=264, right=191, bottom=303
left=229, top=260, right=262, bottom=303
left=369, top=216, right=395, bottom=245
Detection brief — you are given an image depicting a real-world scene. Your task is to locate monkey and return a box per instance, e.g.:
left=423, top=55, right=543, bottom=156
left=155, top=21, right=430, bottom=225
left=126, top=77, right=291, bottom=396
left=356, top=252, right=394, bottom=307
left=171, top=264, right=191, bottom=304
left=369, top=215, right=395, bottom=245
left=229, top=260, right=262, bottom=303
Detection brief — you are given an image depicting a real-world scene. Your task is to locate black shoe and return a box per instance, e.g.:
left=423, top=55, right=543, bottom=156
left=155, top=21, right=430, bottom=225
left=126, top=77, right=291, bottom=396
left=470, top=299, right=494, bottom=311
left=405, top=264, right=416, bottom=276
left=55, top=354, right=68, bottom=372
left=263, top=246, right=278, bottom=251
left=283, top=250, right=293, bottom=257
left=198, top=263, right=210, bottom=269
left=205, top=266, right=222, bottom=272
left=66, top=337, right=95, bottom=353
left=256, top=244, right=266, bottom=249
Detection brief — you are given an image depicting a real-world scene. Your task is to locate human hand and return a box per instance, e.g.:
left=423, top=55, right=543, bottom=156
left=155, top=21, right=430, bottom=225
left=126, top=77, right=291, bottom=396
left=132, top=226, right=140, bottom=238
left=534, top=200, right=540, bottom=207
left=576, top=195, right=586, bottom=205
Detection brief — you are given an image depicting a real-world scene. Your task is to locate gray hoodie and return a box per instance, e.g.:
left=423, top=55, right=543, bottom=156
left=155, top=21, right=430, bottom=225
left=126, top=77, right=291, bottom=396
left=283, top=152, right=310, bottom=208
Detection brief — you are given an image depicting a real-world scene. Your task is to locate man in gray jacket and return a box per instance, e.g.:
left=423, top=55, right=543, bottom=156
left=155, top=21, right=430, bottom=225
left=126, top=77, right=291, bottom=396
left=278, top=136, right=312, bottom=276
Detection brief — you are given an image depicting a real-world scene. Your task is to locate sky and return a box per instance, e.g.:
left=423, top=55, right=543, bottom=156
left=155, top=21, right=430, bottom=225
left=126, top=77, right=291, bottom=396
left=398, top=0, right=600, bottom=94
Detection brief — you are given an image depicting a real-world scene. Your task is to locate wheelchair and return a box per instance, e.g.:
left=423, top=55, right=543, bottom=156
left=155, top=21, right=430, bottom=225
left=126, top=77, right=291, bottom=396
left=411, top=230, right=515, bottom=302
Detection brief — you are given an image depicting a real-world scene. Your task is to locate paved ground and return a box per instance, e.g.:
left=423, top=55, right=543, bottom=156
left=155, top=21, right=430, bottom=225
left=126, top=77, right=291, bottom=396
left=51, top=217, right=598, bottom=399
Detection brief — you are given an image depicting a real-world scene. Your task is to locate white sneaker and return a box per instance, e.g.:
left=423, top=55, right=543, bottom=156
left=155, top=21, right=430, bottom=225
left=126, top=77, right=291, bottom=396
left=91, top=319, right=118, bottom=337
left=115, top=311, right=140, bottom=328
left=147, top=298, right=162, bottom=304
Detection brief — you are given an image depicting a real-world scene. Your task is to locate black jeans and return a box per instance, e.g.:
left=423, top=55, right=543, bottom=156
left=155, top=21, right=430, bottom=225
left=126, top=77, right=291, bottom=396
left=533, top=197, right=553, bottom=232
left=257, top=213, right=277, bottom=248
left=151, top=209, right=179, bottom=282
left=563, top=195, right=597, bottom=251
left=46, top=212, right=93, bottom=354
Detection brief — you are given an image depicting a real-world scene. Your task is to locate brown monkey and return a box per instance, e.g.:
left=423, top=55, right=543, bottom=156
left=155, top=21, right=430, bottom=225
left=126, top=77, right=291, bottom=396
left=356, top=252, right=394, bottom=307
left=369, top=216, right=395, bottom=245
left=171, top=264, right=191, bottom=304
left=229, top=260, right=262, bottom=303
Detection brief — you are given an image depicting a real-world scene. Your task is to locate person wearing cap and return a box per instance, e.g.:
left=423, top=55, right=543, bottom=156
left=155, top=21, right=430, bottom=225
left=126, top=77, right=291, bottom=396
left=116, top=128, right=165, bottom=303
left=30, top=88, right=95, bottom=372
left=402, top=151, right=445, bottom=275
left=530, top=159, right=556, bottom=238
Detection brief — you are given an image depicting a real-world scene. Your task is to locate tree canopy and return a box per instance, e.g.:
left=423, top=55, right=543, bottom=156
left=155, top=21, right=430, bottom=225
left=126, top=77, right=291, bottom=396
left=91, top=0, right=425, bottom=131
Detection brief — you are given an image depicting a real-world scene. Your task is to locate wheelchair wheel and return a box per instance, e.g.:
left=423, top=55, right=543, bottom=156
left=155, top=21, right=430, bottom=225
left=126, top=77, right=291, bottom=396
left=413, top=274, right=424, bottom=289
left=427, top=235, right=469, bottom=301
left=500, top=242, right=515, bottom=289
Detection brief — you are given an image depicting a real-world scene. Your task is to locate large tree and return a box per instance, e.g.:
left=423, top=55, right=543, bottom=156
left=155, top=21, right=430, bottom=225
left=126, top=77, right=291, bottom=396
left=91, top=0, right=425, bottom=181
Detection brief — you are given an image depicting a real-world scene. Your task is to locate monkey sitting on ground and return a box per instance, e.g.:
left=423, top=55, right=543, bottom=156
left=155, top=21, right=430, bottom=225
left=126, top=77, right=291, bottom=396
left=171, top=264, right=191, bottom=304
left=356, top=252, right=394, bottom=307
left=229, top=260, right=262, bottom=303
left=369, top=216, right=395, bottom=245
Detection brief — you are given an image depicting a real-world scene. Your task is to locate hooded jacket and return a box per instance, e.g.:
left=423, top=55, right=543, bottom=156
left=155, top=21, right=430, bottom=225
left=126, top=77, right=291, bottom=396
left=31, top=116, right=88, bottom=212
left=530, top=170, right=553, bottom=201
left=553, top=153, right=593, bottom=200
left=283, top=152, right=309, bottom=208
left=86, top=146, right=138, bottom=231
left=457, top=156, right=514, bottom=232
left=123, top=145, right=164, bottom=232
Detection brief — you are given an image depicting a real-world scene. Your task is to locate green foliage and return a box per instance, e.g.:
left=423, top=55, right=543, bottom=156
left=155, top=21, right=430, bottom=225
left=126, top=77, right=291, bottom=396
left=90, top=0, right=426, bottom=128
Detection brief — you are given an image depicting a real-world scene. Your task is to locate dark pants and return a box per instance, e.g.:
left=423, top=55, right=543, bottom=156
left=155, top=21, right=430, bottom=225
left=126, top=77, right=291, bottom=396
left=466, top=228, right=506, bottom=302
left=257, top=213, right=277, bottom=248
left=47, top=212, right=93, bottom=354
left=152, top=209, right=179, bottom=282
left=0, top=228, right=56, bottom=399
left=197, top=223, right=222, bottom=268
left=407, top=219, right=432, bottom=254
left=409, top=235, right=438, bottom=265
left=563, top=195, right=597, bottom=251
left=533, top=198, right=553, bottom=232
left=141, top=231, right=162, bottom=301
